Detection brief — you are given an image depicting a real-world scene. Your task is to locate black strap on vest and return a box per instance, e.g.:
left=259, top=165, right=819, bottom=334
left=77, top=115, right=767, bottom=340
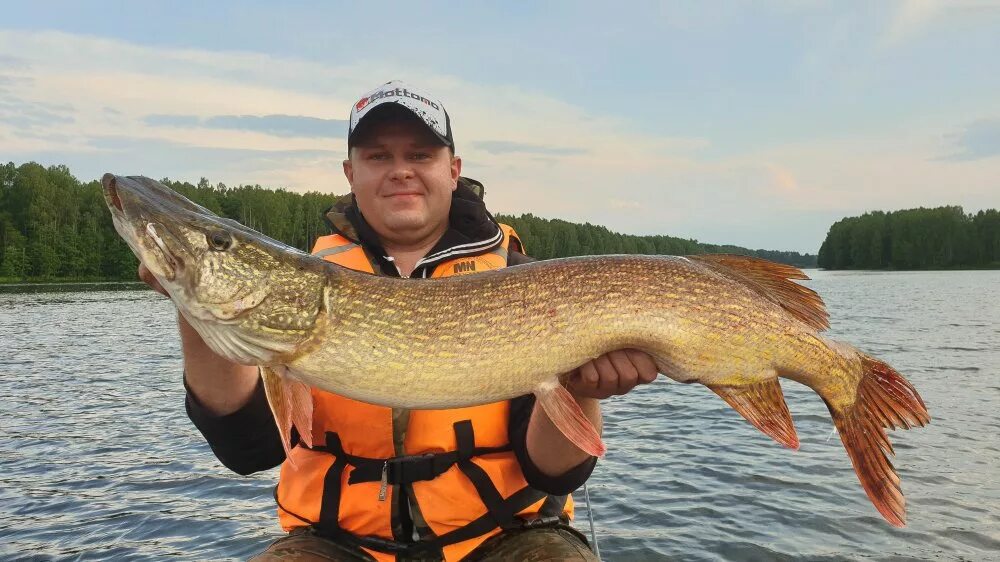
left=303, top=429, right=511, bottom=487
left=275, top=421, right=569, bottom=557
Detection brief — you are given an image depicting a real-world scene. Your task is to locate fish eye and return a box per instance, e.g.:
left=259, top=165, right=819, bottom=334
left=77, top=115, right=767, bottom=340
left=207, top=230, right=233, bottom=251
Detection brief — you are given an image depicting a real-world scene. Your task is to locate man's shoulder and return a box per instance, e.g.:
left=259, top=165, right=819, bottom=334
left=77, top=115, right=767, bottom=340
left=507, top=250, right=535, bottom=267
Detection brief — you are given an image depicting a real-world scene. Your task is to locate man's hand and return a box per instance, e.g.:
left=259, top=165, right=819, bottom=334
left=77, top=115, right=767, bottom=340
left=138, top=263, right=168, bottom=297
left=565, top=349, right=659, bottom=399
left=137, top=263, right=260, bottom=416
left=526, top=349, right=659, bottom=476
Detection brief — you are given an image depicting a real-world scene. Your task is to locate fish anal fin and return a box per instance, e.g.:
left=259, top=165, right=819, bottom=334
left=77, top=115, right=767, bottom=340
left=709, top=378, right=799, bottom=450
left=260, top=366, right=314, bottom=466
left=689, top=254, right=829, bottom=331
left=534, top=380, right=606, bottom=458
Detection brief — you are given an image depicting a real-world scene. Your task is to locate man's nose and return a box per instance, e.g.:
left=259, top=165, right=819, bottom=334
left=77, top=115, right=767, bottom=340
left=388, top=162, right=415, bottom=181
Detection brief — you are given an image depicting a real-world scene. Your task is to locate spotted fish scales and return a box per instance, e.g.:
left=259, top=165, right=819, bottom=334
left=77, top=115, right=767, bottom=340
left=102, top=173, right=929, bottom=527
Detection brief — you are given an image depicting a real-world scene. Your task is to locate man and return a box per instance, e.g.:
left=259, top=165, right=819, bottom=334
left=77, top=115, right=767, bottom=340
left=141, top=81, right=658, bottom=561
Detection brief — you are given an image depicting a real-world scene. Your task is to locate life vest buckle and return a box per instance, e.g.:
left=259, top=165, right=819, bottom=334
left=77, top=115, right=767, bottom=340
left=387, top=452, right=452, bottom=485
left=519, top=514, right=563, bottom=530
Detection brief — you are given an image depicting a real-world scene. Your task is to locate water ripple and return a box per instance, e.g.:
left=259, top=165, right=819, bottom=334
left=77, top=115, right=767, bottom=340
left=2, top=272, right=999, bottom=560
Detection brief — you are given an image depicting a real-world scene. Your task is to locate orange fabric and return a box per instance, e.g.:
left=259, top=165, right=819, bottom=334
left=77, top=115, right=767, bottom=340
left=309, top=235, right=375, bottom=274
left=276, top=224, right=571, bottom=562
left=428, top=224, right=521, bottom=279
left=405, top=402, right=574, bottom=562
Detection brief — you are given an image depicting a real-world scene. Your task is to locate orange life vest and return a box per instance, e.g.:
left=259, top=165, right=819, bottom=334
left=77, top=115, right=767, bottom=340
left=274, top=224, right=574, bottom=562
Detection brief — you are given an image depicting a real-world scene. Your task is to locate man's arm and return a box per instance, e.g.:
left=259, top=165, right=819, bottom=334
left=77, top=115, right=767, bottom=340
left=185, top=374, right=286, bottom=475
left=177, top=311, right=260, bottom=415
left=508, top=251, right=660, bottom=476
left=526, top=350, right=659, bottom=476
left=508, top=394, right=597, bottom=495
left=140, top=263, right=261, bottom=413
left=140, top=264, right=285, bottom=474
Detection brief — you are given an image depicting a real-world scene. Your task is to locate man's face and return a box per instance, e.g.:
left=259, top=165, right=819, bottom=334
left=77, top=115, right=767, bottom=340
left=343, top=118, right=461, bottom=247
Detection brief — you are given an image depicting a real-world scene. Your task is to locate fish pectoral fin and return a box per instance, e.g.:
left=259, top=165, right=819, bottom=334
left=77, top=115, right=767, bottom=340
left=260, top=366, right=293, bottom=464
left=286, top=375, right=314, bottom=449
left=260, top=365, right=314, bottom=466
left=708, top=378, right=799, bottom=450
left=534, top=380, right=607, bottom=458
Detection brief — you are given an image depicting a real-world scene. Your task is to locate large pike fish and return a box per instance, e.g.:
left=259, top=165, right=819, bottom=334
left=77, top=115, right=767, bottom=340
left=103, top=174, right=929, bottom=527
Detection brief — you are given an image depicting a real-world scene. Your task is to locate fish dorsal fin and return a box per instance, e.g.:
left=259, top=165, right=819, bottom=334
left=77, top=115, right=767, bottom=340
left=689, top=254, right=829, bottom=331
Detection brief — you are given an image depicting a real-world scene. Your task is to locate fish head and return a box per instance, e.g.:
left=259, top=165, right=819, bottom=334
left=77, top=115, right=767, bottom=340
left=103, top=173, right=327, bottom=363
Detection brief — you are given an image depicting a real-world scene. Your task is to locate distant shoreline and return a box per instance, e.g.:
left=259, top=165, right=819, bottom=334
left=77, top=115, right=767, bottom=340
left=1, top=162, right=817, bottom=279
left=0, top=278, right=145, bottom=285
left=817, top=265, right=1000, bottom=272
left=0, top=280, right=148, bottom=292
left=4, top=266, right=999, bottom=288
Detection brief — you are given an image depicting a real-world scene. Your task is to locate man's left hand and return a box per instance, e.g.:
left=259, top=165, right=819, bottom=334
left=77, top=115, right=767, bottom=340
left=565, top=349, right=659, bottom=399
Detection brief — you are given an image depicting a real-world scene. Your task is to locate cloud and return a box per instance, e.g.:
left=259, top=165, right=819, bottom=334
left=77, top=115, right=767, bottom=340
left=943, top=119, right=1000, bottom=161
left=35, top=135, right=342, bottom=190
left=0, top=96, right=75, bottom=130
left=0, top=29, right=705, bottom=193
left=144, top=113, right=348, bottom=138
left=764, top=163, right=800, bottom=193
left=739, top=133, right=999, bottom=214
left=89, top=135, right=333, bottom=157
left=883, top=0, right=1000, bottom=45
left=143, top=114, right=202, bottom=127
left=1, top=29, right=997, bottom=253
left=206, top=114, right=347, bottom=138
left=609, top=198, right=641, bottom=210
left=0, top=54, right=29, bottom=71
left=471, top=140, right=587, bottom=156
left=0, top=75, right=31, bottom=89
left=884, top=0, right=945, bottom=44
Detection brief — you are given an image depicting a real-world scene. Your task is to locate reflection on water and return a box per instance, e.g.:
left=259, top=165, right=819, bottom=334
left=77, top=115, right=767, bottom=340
left=0, top=281, right=146, bottom=294
left=1, top=271, right=998, bottom=561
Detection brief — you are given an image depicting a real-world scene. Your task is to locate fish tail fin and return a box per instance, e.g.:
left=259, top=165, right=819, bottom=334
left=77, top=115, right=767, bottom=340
left=534, top=380, right=606, bottom=457
left=825, top=352, right=930, bottom=527
left=260, top=366, right=314, bottom=467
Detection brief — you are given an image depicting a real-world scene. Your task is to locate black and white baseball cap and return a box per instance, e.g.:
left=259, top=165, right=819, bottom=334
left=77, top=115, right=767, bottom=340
left=348, top=80, right=453, bottom=149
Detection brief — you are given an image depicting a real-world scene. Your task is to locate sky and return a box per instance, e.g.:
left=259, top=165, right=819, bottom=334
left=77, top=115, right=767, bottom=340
left=1, top=1, right=998, bottom=253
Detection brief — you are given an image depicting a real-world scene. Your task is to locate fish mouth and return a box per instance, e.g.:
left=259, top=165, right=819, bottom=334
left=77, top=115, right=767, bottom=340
left=103, top=174, right=127, bottom=219
left=102, top=174, right=186, bottom=281
left=106, top=175, right=125, bottom=214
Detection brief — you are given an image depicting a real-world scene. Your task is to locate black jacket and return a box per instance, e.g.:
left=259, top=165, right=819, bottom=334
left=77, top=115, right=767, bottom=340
left=185, top=178, right=596, bottom=495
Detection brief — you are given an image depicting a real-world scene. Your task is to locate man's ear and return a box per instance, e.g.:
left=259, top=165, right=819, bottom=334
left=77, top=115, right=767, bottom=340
left=451, top=156, right=462, bottom=191
left=343, top=159, right=354, bottom=190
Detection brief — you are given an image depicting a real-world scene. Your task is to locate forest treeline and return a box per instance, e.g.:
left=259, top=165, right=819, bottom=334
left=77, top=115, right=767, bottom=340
left=818, top=206, right=1000, bottom=270
left=500, top=214, right=816, bottom=266
left=0, top=162, right=815, bottom=282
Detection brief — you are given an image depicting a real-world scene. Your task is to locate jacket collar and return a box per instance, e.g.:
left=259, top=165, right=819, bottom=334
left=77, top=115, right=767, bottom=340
left=322, top=177, right=502, bottom=277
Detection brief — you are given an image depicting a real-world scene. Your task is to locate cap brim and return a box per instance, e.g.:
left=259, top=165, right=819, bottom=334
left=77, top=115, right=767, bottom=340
left=349, top=102, right=452, bottom=149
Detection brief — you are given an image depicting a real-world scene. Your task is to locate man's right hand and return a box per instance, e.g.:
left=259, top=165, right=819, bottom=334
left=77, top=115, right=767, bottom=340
left=137, top=263, right=260, bottom=416
left=138, top=263, right=168, bottom=297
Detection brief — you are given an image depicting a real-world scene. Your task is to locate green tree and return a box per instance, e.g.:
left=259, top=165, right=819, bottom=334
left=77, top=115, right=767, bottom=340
left=819, top=205, right=998, bottom=270
left=0, top=162, right=831, bottom=282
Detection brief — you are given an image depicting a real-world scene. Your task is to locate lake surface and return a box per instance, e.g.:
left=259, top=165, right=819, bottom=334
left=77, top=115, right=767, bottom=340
left=1, top=271, right=998, bottom=561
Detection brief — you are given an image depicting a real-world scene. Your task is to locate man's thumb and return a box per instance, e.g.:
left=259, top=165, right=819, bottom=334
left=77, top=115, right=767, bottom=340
left=137, top=264, right=169, bottom=297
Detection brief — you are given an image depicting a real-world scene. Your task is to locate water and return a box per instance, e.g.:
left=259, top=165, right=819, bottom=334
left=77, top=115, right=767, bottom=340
left=1, top=271, right=998, bottom=561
